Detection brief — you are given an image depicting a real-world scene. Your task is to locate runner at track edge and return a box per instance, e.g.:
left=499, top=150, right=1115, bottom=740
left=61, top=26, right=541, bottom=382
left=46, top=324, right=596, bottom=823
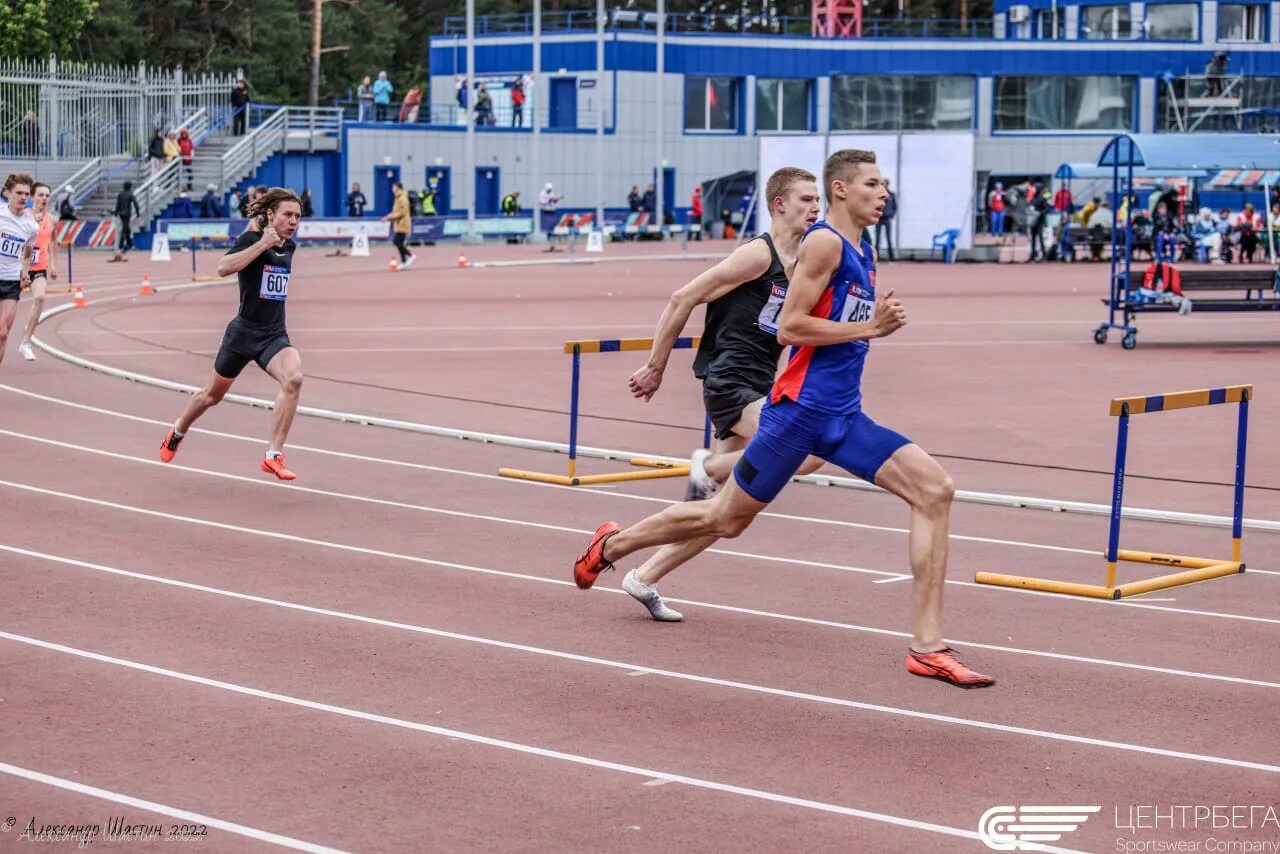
left=0, top=173, right=39, bottom=370
left=575, top=149, right=995, bottom=688
left=620, top=167, right=825, bottom=621
left=159, top=188, right=305, bottom=480
left=18, top=181, right=57, bottom=362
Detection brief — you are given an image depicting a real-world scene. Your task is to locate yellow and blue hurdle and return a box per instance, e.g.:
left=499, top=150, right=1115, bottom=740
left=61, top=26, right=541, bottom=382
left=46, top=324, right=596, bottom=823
left=498, top=336, right=711, bottom=486
left=976, top=384, right=1251, bottom=599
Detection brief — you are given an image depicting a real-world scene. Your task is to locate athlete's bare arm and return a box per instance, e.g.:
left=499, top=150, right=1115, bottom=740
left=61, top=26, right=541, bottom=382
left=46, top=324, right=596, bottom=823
left=629, top=239, right=773, bottom=401
left=216, top=227, right=282, bottom=277
left=19, top=242, right=31, bottom=288
left=776, top=229, right=905, bottom=347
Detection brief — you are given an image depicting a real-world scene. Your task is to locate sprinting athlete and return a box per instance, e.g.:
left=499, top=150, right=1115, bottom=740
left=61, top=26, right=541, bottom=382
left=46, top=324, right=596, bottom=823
left=18, top=181, right=56, bottom=361
left=159, top=188, right=305, bottom=480
left=0, top=173, right=39, bottom=369
left=620, top=167, right=825, bottom=621
left=574, top=149, right=994, bottom=688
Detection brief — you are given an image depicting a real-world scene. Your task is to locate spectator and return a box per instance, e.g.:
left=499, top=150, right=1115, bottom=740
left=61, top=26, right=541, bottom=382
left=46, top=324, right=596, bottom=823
left=641, top=183, right=655, bottom=214
left=228, top=189, right=242, bottom=219
left=1028, top=187, right=1049, bottom=262
left=1086, top=200, right=1113, bottom=261
left=20, top=111, right=39, bottom=157
left=1236, top=203, right=1261, bottom=263
left=474, top=83, right=493, bottom=126
left=373, top=71, right=393, bottom=122
left=988, top=182, right=1006, bottom=239
left=539, top=182, right=561, bottom=246
left=876, top=178, right=897, bottom=261
left=690, top=185, right=704, bottom=240
left=1152, top=201, right=1179, bottom=261
left=200, top=184, right=222, bottom=218
left=1157, top=183, right=1182, bottom=220
left=115, top=181, right=141, bottom=253
left=346, top=182, right=367, bottom=217
left=1080, top=196, right=1102, bottom=229
left=178, top=128, right=195, bottom=183
left=59, top=186, right=77, bottom=221
left=501, top=190, right=520, bottom=215
left=1191, top=207, right=1224, bottom=263
left=1205, top=52, right=1228, bottom=97
left=163, top=130, right=180, bottom=163
left=400, top=86, right=423, bottom=124
left=1269, top=201, right=1280, bottom=260
left=455, top=76, right=468, bottom=116
left=171, top=187, right=195, bottom=219
left=1052, top=183, right=1073, bottom=214
left=420, top=185, right=436, bottom=216
left=230, top=80, right=251, bottom=135
left=627, top=185, right=642, bottom=212
left=300, top=189, right=314, bottom=219
left=511, top=76, right=526, bottom=127
left=357, top=75, right=373, bottom=122
left=239, top=186, right=254, bottom=218
left=148, top=129, right=167, bottom=175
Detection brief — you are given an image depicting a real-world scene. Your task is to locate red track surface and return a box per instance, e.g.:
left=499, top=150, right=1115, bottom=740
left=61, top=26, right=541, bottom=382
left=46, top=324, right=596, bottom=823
left=1, top=241, right=1277, bottom=853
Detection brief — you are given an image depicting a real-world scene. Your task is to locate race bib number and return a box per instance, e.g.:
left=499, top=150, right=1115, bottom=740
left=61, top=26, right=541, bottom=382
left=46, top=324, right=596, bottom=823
left=30, top=245, right=40, bottom=266
left=840, top=294, right=874, bottom=324
left=259, top=264, right=290, bottom=301
left=0, top=233, right=23, bottom=260
left=757, top=283, right=788, bottom=335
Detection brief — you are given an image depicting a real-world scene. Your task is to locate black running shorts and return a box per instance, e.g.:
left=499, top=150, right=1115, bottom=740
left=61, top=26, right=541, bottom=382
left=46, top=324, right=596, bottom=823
left=0, top=280, right=19, bottom=302
left=214, top=315, right=293, bottom=379
left=703, top=377, right=770, bottom=441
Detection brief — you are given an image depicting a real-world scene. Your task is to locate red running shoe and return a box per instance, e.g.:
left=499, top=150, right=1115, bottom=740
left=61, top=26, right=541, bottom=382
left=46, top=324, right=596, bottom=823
left=160, top=429, right=183, bottom=463
left=574, top=521, right=620, bottom=589
left=906, top=647, right=995, bottom=688
left=261, top=454, right=296, bottom=481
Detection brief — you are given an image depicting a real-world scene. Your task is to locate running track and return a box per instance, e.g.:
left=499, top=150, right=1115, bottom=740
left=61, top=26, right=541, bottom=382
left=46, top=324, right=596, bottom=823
left=1, top=242, right=1277, bottom=853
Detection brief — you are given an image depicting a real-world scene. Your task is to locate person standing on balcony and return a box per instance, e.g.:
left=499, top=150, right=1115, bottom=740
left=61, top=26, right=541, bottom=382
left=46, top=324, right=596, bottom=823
left=511, top=76, right=526, bottom=127
left=148, top=130, right=167, bottom=176
left=373, top=71, right=393, bottom=122
left=357, top=75, right=374, bottom=122
left=163, top=130, right=180, bottom=164
left=231, top=80, right=251, bottom=135
left=178, top=128, right=195, bottom=185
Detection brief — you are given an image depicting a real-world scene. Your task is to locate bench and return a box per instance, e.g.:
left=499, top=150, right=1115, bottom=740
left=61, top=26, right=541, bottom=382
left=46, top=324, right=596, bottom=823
left=1103, top=267, right=1280, bottom=311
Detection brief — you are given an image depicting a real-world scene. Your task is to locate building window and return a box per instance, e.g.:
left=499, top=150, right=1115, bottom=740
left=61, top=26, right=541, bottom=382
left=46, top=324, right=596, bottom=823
left=1218, top=4, right=1266, bottom=40
left=1158, top=76, right=1280, bottom=130
left=1081, top=5, right=1133, bottom=39
left=995, top=76, right=1135, bottom=131
left=831, top=75, right=973, bottom=130
left=1145, top=3, right=1198, bottom=39
left=1036, top=8, right=1066, bottom=38
left=756, top=79, right=811, bottom=132
left=684, top=76, right=739, bottom=132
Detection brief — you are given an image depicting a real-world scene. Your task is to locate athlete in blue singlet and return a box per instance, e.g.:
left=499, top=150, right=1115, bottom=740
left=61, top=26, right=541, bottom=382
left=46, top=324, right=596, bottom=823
left=573, top=149, right=994, bottom=689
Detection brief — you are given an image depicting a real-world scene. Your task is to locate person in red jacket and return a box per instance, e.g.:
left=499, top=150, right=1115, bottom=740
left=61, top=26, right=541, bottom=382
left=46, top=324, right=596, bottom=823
left=178, top=128, right=195, bottom=185
left=690, top=185, right=704, bottom=240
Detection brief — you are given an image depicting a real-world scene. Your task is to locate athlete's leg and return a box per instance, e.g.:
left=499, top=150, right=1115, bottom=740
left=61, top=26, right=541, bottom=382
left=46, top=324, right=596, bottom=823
left=175, top=371, right=236, bottom=434
left=870, top=444, right=955, bottom=653
left=20, top=274, right=47, bottom=348
left=262, top=346, right=303, bottom=453
left=704, top=399, right=823, bottom=484
left=0, top=299, right=19, bottom=366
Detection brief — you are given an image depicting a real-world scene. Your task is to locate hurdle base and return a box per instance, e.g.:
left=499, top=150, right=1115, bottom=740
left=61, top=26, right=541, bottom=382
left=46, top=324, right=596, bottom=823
left=499, top=465, right=689, bottom=486
left=191, top=275, right=223, bottom=282
left=976, top=554, right=1244, bottom=600
left=629, top=457, right=684, bottom=470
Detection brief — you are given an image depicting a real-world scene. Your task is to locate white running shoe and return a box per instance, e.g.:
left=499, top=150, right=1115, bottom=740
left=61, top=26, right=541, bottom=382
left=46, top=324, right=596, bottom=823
left=401, top=254, right=416, bottom=269
left=622, top=569, right=683, bottom=622
left=18, top=341, right=35, bottom=361
left=683, top=448, right=717, bottom=501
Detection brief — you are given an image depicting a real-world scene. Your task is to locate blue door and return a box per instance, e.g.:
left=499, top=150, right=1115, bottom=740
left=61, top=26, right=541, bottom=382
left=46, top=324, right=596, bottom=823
left=375, top=165, right=401, bottom=216
left=475, top=166, right=501, bottom=216
left=549, top=78, right=577, bottom=129
left=425, top=167, right=451, bottom=216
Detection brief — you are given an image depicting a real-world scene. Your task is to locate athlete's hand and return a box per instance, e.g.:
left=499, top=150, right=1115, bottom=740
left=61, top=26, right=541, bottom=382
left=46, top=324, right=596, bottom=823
left=260, top=225, right=283, bottom=248
left=19, top=273, right=29, bottom=290
left=628, top=364, right=664, bottom=401
left=49, top=270, right=57, bottom=280
left=869, top=288, right=907, bottom=338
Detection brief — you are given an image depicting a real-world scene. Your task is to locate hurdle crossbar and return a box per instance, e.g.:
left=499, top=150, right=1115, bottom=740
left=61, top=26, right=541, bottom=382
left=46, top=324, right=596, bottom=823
left=497, top=336, right=710, bottom=486
left=976, top=384, right=1251, bottom=600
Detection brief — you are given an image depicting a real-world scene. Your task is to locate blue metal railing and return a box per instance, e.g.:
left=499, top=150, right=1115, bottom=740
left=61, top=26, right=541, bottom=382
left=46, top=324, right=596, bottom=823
left=441, top=12, right=995, bottom=39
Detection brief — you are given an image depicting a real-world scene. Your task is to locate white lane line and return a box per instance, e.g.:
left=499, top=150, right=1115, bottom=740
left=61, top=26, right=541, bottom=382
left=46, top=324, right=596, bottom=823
left=0, top=761, right=346, bottom=853
left=0, top=631, right=1068, bottom=852
left=78, top=346, right=557, bottom=356
left=7, top=382, right=1278, bottom=577
left=4, top=524, right=1279, bottom=696
left=58, top=324, right=668, bottom=334
left=872, top=575, right=913, bottom=584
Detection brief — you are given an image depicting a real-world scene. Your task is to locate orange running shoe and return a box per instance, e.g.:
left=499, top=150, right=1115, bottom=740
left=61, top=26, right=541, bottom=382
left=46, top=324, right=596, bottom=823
left=906, top=647, right=995, bottom=689
left=574, top=521, right=620, bottom=589
left=159, top=429, right=184, bottom=463
left=261, top=454, right=297, bottom=481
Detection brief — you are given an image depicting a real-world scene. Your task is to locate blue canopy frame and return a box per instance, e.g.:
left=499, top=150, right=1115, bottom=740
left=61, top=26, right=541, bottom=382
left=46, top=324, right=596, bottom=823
left=1093, top=135, right=1280, bottom=349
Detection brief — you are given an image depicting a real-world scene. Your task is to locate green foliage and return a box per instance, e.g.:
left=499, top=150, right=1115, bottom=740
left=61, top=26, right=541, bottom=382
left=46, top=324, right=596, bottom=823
left=0, top=0, right=98, bottom=57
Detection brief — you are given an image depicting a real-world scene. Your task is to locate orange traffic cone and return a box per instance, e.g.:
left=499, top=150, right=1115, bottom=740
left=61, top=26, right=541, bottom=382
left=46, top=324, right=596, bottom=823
left=139, top=274, right=155, bottom=296
left=456, top=252, right=468, bottom=269
left=73, top=286, right=86, bottom=308
left=389, top=259, right=399, bottom=272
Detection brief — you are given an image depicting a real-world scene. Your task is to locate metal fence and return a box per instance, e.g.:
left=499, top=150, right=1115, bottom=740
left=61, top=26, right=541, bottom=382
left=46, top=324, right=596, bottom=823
left=0, top=55, right=242, bottom=160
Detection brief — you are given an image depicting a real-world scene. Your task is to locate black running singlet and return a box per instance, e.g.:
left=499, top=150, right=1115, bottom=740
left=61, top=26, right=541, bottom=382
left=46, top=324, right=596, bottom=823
left=227, top=229, right=296, bottom=327
left=692, top=233, right=789, bottom=392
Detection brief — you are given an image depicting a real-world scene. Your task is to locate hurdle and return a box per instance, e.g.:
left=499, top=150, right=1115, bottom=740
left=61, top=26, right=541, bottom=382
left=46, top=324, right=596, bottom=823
left=498, top=336, right=711, bottom=486
left=976, top=384, right=1251, bottom=599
